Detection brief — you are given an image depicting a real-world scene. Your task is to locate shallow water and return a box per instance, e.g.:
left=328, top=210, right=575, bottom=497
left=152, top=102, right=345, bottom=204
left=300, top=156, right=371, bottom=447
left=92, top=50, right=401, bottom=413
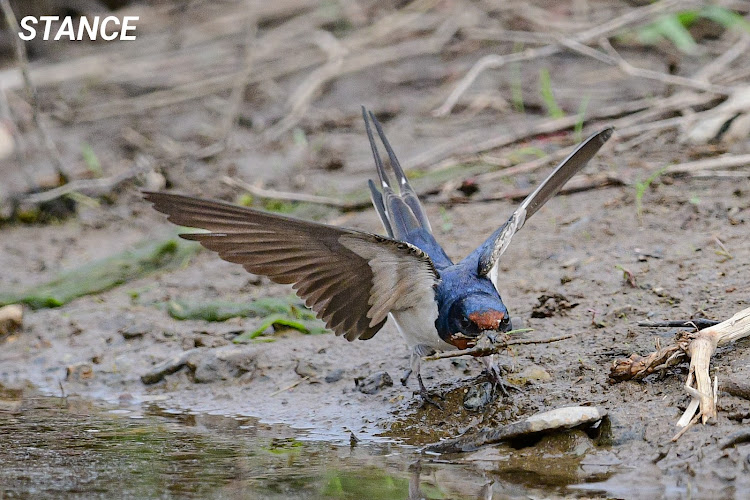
left=0, top=387, right=614, bottom=499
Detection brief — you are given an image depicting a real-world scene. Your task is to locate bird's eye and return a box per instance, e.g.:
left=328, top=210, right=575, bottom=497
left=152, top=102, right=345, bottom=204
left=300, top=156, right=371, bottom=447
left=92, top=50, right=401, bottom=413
left=460, top=317, right=472, bottom=329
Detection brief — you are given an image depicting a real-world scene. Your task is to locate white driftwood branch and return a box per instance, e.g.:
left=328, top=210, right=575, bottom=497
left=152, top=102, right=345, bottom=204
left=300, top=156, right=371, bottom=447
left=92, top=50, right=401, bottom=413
left=677, top=307, right=750, bottom=429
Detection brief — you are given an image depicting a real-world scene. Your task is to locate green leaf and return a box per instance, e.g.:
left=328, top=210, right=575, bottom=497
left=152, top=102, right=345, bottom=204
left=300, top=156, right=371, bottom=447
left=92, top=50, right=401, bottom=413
left=0, top=239, right=199, bottom=309
left=81, top=143, right=103, bottom=176
left=700, top=6, right=750, bottom=33
left=539, top=68, right=565, bottom=119
left=166, top=297, right=295, bottom=322
left=638, top=14, right=698, bottom=54
left=233, top=314, right=328, bottom=342
left=574, top=95, right=590, bottom=143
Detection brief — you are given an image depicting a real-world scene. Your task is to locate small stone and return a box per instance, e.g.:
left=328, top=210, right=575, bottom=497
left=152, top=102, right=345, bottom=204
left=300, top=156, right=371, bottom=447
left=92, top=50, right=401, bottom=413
left=531, top=293, right=579, bottom=318
left=324, top=369, right=345, bottom=383
left=356, top=371, right=393, bottom=395
left=523, top=406, right=606, bottom=433
left=118, top=393, right=133, bottom=404
left=463, top=382, right=494, bottom=411
left=507, top=365, right=552, bottom=386
left=0, top=304, right=23, bottom=335
left=121, top=323, right=149, bottom=339
left=141, top=349, right=198, bottom=385
left=66, top=362, right=94, bottom=382
left=187, top=347, right=257, bottom=384
left=295, top=360, right=319, bottom=379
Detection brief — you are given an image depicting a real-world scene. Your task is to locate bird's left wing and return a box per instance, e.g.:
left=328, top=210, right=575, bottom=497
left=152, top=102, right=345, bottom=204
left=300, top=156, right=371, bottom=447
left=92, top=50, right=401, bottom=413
left=477, top=128, right=613, bottom=289
left=144, top=192, right=439, bottom=341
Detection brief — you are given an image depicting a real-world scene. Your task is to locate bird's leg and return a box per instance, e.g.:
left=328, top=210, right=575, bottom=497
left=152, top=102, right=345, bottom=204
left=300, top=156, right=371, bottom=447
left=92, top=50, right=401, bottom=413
left=408, top=345, right=444, bottom=409
left=401, top=346, right=423, bottom=386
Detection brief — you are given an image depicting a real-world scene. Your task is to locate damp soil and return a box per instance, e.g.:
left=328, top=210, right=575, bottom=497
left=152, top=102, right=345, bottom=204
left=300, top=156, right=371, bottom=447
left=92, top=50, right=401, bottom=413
left=2, top=1, right=750, bottom=498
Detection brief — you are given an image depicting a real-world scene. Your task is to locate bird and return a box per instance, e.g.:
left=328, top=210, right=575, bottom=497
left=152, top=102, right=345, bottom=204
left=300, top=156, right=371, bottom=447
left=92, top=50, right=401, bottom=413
left=145, top=108, right=612, bottom=406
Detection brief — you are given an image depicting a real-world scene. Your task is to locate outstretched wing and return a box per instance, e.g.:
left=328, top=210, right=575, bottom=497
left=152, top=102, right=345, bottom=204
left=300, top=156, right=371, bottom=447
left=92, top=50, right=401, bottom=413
left=477, top=128, right=613, bottom=288
left=145, top=192, right=439, bottom=341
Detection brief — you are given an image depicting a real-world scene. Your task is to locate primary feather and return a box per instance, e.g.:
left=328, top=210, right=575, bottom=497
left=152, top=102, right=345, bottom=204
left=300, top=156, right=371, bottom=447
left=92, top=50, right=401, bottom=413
left=144, top=192, right=439, bottom=341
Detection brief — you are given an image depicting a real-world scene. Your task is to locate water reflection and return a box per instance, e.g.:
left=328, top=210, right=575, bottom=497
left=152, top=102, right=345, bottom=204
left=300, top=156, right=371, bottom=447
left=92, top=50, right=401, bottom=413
left=0, top=388, right=612, bottom=499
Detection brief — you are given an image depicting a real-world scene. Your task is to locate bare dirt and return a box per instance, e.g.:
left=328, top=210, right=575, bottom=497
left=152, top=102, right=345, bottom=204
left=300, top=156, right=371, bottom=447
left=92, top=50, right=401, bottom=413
left=1, top=1, right=750, bottom=498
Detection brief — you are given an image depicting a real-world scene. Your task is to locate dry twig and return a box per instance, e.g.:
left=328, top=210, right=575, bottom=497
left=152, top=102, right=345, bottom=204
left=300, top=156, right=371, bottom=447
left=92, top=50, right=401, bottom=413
left=270, top=376, right=309, bottom=396
left=0, top=0, right=67, bottom=179
left=611, top=307, right=750, bottom=436
left=423, top=330, right=574, bottom=361
left=467, top=174, right=624, bottom=204
left=222, top=176, right=371, bottom=210
left=23, top=158, right=152, bottom=205
left=664, top=154, right=750, bottom=175
left=433, top=0, right=684, bottom=116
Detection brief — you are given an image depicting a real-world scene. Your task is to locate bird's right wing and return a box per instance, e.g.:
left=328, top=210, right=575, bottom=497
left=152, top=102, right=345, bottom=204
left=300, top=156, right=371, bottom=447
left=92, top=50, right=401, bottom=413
left=145, top=192, right=439, bottom=341
left=477, top=128, right=613, bottom=289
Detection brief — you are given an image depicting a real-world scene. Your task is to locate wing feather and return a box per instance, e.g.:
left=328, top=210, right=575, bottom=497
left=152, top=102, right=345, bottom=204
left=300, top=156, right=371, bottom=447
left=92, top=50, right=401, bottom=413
left=145, top=192, right=439, bottom=341
left=477, top=128, right=613, bottom=289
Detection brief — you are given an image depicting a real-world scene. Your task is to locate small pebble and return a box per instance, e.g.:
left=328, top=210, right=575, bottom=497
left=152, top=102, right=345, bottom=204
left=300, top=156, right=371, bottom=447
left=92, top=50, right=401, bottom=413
left=324, top=369, right=345, bottom=383
left=66, top=362, right=94, bottom=382
left=356, top=371, right=393, bottom=394
left=121, top=324, right=149, bottom=339
left=463, top=382, right=494, bottom=411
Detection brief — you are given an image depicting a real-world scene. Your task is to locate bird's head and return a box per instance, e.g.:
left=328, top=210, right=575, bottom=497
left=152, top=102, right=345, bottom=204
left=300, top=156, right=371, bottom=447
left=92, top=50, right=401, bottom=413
left=443, top=294, right=511, bottom=349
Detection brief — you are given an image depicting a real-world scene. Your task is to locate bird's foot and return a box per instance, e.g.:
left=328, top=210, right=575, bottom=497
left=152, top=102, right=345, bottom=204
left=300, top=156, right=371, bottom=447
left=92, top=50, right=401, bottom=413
left=483, top=356, right=522, bottom=397
left=492, top=377, right=522, bottom=397
left=416, top=374, right=445, bottom=410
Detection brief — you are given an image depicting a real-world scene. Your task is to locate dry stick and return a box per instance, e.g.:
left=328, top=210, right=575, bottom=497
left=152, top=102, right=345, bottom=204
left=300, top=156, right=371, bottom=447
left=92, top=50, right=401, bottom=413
left=693, top=34, right=750, bottom=83
left=608, top=36, right=749, bottom=145
left=424, top=332, right=572, bottom=361
left=433, top=0, right=685, bottom=116
left=270, top=376, right=309, bottom=396
left=433, top=44, right=561, bottom=117
left=672, top=414, right=701, bottom=442
left=23, top=158, right=152, bottom=205
left=663, top=154, right=750, bottom=175
left=222, top=176, right=371, bottom=210
left=0, top=0, right=36, bottom=122
left=0, top=86, right=34, bottom=187
left=264, top=14, right=461, bottom=141
left=470, top=174, right=625, bottom=204
left=597, top=38, right=732, bottom=95
left=464, top=27, right=558, bottom=45
left=611, top=307, right=750, bottom=435
left=616, top=115, right=692, bottom=139
left=444, top=92, right=715, bottom=187
left=215, top=20, right=258, bottom=145
left=72, top=9, right=338, bottom=123
left=477, top=142, right=588, bottom=184
left=610, top=335, right=689, bottom=382
left=678, top=307, right=750, bottom=426
left=263, top=30, right=347, bottom=141
left=0, top=0, right=67, bottom=180
left=691, top=170, right=750, bottom=178
left=557, top=36, right=732, bottom=95
left=614, top=127, right=662, bottom=153
left=0, top=0, right=326, bottom=91
left=409, top=89, right=719, bottom=173
left=74, top=6, right=444, bottom=124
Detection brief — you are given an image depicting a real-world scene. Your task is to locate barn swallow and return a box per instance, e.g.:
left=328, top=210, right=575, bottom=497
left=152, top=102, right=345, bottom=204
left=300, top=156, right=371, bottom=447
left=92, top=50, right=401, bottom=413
left=145, top=109, right=612, bottom=405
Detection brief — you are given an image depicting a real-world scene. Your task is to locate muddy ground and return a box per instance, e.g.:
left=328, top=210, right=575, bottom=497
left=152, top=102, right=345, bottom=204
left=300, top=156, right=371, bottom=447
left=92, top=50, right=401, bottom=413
left=1, top=1, right=750, bottom=498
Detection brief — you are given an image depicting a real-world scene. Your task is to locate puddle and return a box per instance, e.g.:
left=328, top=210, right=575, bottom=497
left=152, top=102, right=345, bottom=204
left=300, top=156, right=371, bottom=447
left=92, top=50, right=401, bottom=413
left=0, top=386, right=620, bottom=498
